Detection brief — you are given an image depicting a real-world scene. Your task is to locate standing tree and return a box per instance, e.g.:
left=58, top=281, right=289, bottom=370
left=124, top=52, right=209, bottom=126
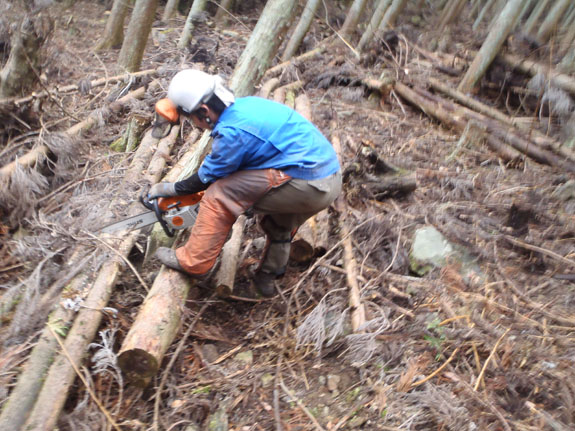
left=340, top=0, right=369, bottom=41
left=162, top=0, right=180, bottom=23
left=376, top=0, right=408, bottom=36
left=357, top=0, right=392, bottom=52
left=458, top=0, right=524, bottom=94
left=536, top=0, right=572, bottom=44
left=178, top=0, right=207, bottom=49
left=523, top=0, right=552, bottom=36
left=214, top=0, right=235, bottom=25
left=229, top=0, right=298, bottom=98
left=95, top=0, right=133, bottom=50
left=281, top=0, right=322, bottom=61
left=117, top=0, right=159, bottom=72
left=472, top=0, right=496, bottom=31
left=0, top=15, right=53, bottom=98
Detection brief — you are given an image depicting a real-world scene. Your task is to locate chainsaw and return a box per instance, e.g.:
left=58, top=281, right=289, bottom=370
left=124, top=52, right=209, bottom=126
left=101, top=192, right=203, bottom=237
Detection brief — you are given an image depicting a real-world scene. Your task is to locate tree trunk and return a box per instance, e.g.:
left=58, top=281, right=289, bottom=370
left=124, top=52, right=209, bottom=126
left=228, top=0, right=298, bottom=97
left=213, top=215, right=247, bottom=297
left=117, top=0, right=159, bottom=72
left=458, top=0, right=524, bottom=94
left=536, top=0, right=572, bottom=43
left=178, top=0, right=207, bottom=49
left=281, top=0, right=322, bottom=61
left=472, top=0, right=496, bottom=31
left=524, top=0, right=552, bottom=36
left=162, top=0, right=180, bottom=23
left=21, top=127, right=178, bottom=431
left=95, top=0, right=132, bottom=50
left=214, top=0, right=235, bottom=24
left=357, top=0, right=392, bottom=52
left=118, top=268, right=193, bottom=386
left=0, top=15, right=53, bottom=98
left=377, top=0, right=408, bottom=33
left=340, top=0, right=369, bottom=41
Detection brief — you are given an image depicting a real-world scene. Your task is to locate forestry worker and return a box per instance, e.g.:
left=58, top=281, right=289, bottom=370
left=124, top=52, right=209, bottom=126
left=149, top=69, right=341, bottom=297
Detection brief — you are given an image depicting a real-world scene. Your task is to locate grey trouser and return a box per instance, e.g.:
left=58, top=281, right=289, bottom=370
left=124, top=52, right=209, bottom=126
left=253, top=171, right=342, bottom=274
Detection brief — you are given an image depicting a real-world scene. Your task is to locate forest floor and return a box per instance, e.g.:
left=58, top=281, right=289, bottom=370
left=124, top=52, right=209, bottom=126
left=1, top=1, right=575, bottom=431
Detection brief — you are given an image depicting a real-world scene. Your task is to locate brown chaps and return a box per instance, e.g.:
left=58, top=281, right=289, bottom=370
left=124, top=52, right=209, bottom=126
left=175, top=169, right=341, bottom=276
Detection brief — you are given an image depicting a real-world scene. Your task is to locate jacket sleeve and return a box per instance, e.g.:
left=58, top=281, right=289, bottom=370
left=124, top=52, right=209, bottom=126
left=174, top=172, right=209, bottom=195
left=197, top=127, right=247, bottom=183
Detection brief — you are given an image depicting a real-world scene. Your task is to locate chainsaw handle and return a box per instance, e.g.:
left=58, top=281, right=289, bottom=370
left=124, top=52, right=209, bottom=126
left=140, top=193, right=175, bottom=237
left=153, top=199, right=175, bottom=238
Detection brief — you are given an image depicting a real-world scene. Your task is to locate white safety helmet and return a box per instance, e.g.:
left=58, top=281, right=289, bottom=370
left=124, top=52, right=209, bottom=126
left=167, top=69, right=235, bottom=114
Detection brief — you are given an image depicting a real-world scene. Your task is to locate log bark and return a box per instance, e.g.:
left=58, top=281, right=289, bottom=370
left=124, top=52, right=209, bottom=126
left=258, top=77, right=281, bottom=98
left=536, top=0, right=571, bottom=44
left=472, top=0, right=496, bottom=31
left=357, top=0, right=392, bottom=52
left=459, top=0, right=524, bottom=93
left=289, top=93, right=331, bottom=264
left=498, top=53, right=575, bottom=96
left=427, top=77, right=575, bottom=162
left=0, top=68, right=158, bottom=109
left=162, top=0, right=180, bottom=23
left=214, top=0, right=235, bottom=24
left=214, top=215, right=247, bottom=297
left=118, top=267, right=193, bottom=386
left=95, top=0, right=132, bottom=50
left=281, top=0, right=322, bottom=61
left=20, top=126, right=178, bottom=431
left=117, top=0, right=159, bottom=72
left=228, top=0, right=298, bottom=97
left=0, top=81, right=160, bottom=182
left=377, top=0, right=408, bottom=33
left=394, top=81, right=575, bottom=170
left=178, top=0, right=208, bottom=49
left=340, top=0, right=369, bottom=41
left=524, top=0, right=552, bottom=36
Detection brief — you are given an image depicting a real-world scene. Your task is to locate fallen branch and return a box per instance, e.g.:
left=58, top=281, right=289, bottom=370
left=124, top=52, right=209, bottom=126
left=0, top=80, right=160, bottom=181
left=332, top=126, right=366, bottom=332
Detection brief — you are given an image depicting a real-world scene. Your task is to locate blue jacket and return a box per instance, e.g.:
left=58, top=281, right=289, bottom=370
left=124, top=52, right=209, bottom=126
left=197, top=97, right=340, bottom=183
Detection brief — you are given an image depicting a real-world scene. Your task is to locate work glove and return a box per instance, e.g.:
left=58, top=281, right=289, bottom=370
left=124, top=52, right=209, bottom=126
left=148, top=182, right=178, bottom=199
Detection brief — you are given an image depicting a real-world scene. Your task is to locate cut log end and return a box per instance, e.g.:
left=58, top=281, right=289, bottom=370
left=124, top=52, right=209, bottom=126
left=118, top=348, right=159, bottom=386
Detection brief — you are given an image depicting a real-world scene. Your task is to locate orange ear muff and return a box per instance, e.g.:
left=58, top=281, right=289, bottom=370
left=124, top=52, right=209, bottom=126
left=155, top=98, right=179, bottom=123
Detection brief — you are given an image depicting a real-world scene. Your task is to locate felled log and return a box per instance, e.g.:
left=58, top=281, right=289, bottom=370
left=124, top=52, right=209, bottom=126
left=21, top=127, right=178, bottom=431
left=498, top=53, right=575, bottom=96
left=427, top=77, right=574, bottom=162
left=0, top=68, right=158, bottom=108
left=258, top=77, right=280, bottom=99
left=290, top=210, right=330, bottom=263
left=0, top=80, right=160, bottom=181
left=365, top=173, right=417, bottom=200
left=393, top=81, right=575, bottom=171
left=118, top=268, right=193, bottom=386
left=214, top=215, right=247, bottom=297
